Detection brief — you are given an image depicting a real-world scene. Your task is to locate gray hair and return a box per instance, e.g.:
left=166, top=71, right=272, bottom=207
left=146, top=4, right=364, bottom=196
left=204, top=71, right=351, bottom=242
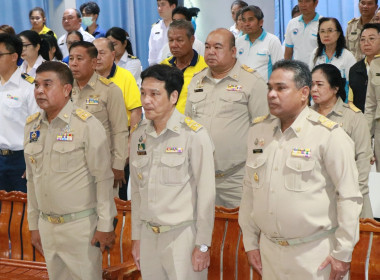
left=168, top=19, right=194, bottom=39
left=272, top=60, right=312, bottom=89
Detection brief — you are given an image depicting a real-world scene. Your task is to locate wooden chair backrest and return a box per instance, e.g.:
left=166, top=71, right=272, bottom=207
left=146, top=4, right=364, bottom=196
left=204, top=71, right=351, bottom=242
left=0, top=191, right=44, bottom=262
left=209, top=206, right=261, bottom=280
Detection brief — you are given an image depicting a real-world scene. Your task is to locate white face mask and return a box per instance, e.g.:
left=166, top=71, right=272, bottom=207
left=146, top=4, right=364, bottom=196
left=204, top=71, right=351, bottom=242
left=82, top=16, right=93, bottom=27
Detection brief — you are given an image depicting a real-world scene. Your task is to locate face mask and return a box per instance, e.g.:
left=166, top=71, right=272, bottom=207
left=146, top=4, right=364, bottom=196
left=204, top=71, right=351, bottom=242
left=82, top=16, right=93, bottom=27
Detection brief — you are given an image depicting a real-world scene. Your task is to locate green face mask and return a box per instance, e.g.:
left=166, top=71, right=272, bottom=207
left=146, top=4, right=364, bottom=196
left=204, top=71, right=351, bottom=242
left=82, top=16, right=93, bottom=27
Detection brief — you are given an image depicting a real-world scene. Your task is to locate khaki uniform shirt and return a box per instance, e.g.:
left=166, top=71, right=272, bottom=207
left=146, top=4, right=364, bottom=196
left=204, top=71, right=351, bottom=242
left=312, top=99, right=372, bottom=196
left=185, top=61, right=269, bottom=174
left=24, top=101, right=116, bottom=232
left=346, top=17, right=364, bottom=61
left=130, top=109, right=215, bottom=246
left=239, top=107, right=362, bottom=262
left=364, top=55, right=380, bottom=171
left=72, top=73, right=129, bottom=170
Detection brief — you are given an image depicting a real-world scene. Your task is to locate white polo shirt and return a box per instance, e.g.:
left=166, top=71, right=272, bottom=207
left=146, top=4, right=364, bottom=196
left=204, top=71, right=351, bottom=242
left=285, top=13, right=321, bottom=64
left=236, top=30, right=283, bottom=82
left=148, top=19, right=169, bottom=66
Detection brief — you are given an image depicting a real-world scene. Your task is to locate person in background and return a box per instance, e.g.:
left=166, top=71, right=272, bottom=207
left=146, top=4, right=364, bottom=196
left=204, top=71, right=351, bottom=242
left=18, top=30, right=50, bottom=77
left=148, top=0, right=177, bottom=66
left=346, top=0, right=378, bottom=61
left=106, top=27, right=142, bottom=85
left=292, top=5, right=301, bottom=18
left=309, top=17, right=356, bottom=102
left=62, top=30, right=83, bottom=64
left=311, top=63, right=372, bottom=218
left=229, top=0, right=248, bottom=38
left=0, top=25, right=15, bottom=35
left=80, top=1, right=106, bottom=39
left=29, top=7, right=56, bottom=38
left=40, top=33, right=63, bottom=61
left=284, top=0, right=321, bottom=64
left=160, top=6, right=205, bottom=60
left=372, top=7, right=380, bottom=22
left=349, top=23, right=380, bottom=112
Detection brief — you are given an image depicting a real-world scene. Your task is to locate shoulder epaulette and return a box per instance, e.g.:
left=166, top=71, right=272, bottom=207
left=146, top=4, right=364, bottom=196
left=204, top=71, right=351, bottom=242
left=21, top=73, right=34, bottom=84
left=184, top=117, right=203, bottom=132
left=318, top=115, right=338, bottom=130
left=242, top=64, right=255, bottom=73
left=347, top=18, right=358, bottom=24
left=152, top=20, right=160, bottom=27
left=253, top=114, right=269, bottom=124
left=375, top=54, right=380, bottom=59
left=76, top=108, right=92, bottom=121
left=349, top=103, right=361, bottom=113
left=99, top=76, right=112, bottom=85
left=128, top=54, right=137, bottom=59
left=26, top=112, right=40, bottom=124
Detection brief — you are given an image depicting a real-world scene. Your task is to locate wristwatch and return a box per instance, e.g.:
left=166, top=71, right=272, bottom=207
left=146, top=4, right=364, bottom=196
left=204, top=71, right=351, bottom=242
left=197, top=244, right=209, bottom=253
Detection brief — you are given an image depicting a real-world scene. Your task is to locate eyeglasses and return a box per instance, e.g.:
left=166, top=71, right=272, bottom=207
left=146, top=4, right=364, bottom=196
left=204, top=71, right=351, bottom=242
left=22, top=44, right=33, bottom=49
left=29, top=16, right=42, bottom=21
left=319, top=29, right=338, bottom=35
left=0, top=52, right=14, bottom=57
left=360, top=37, right=380, bottom=44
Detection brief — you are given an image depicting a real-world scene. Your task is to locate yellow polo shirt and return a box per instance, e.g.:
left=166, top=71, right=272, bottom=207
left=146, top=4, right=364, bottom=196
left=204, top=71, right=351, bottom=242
left=38, top=25, right=57, bottom=38
left=108, top=64, right=142, bottom=126
left=161, top=50, right=208, bottom=113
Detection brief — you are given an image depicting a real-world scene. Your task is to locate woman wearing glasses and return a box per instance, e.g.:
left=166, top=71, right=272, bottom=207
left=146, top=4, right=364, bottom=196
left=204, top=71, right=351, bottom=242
left=29, top=7, right=56, bottom=38
left=309, top=17, right=356, bottom=102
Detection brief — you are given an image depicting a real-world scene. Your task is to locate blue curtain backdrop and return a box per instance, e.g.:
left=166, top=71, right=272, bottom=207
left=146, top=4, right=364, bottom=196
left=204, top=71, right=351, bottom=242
left=275, top=0, right=360, bottom=42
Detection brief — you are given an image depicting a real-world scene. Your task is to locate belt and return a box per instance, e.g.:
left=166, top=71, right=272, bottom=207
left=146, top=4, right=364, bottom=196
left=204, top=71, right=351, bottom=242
left=41, top=208, right=96, bottom=224
left=145, top=220, right=194, bottom=234
left=0, top=149, right=23, bottom=156
left=266, top=227, right=338, bottom=246
left=215, top=162, right=245, bottom=178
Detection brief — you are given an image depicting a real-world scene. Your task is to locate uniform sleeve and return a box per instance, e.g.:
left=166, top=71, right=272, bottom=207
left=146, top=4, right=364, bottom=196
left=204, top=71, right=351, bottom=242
left=238, top=128, right=261, bottom=251
left=107, top=84, right=130, bottom=170
left=284, top=20, right=294, bottom=48
left=364, top=69, right=377, bottom=135
left=85, top=117, right=116, bottom=232
left=24, top=125, right=39, bottom=231
left=189, top=128, right=215, bottom=246
left=248, top=75, right=269, bottom=121
left=185, top=76, right=197, bottom=118
left=324, top=128, right=362, bottom=262
left=130, top=132, right=142, bottom=240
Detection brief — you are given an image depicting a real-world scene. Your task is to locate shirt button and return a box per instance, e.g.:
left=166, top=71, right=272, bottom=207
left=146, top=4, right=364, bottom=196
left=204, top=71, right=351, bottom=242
left=269, top=211, right=273, bottom=215
left=274, top=167, right=278, bottom=171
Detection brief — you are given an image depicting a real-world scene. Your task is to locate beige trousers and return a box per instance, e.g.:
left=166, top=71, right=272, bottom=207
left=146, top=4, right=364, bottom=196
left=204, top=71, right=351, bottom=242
left=38, top=214, right=102, bottom=280
left=215, top=165, right=244, bottom=208
left=140, top=223, right=207, bottom=280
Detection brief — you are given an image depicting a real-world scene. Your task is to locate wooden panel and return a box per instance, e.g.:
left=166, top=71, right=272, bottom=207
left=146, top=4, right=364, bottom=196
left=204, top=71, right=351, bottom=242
left=0, top=199, right=11, bottom=259
left=222, top=219, right=240, bottom=279
left=20, top=212, right=34, bottom=261
left=120, top=200, right=134, bottom=265
left=350, top=231, right=370, bottom=280
left=237, top=233, right=252, bottom=280
left=368, top=228, right=380, bottom=278
left=9, top=201, right=23, bottom=260
left=208, top=217, right=226, bottom=280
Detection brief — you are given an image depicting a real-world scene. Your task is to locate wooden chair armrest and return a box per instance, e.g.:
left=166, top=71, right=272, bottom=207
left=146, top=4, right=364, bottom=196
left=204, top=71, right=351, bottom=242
left=102, top=261, right=141, bottom=280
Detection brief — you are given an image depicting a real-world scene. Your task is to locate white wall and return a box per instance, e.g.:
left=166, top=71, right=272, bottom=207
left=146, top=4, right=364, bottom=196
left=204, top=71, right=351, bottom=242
left=184, top=0, right=275, bottom=42
left=48, top=0, right=77, bottom=38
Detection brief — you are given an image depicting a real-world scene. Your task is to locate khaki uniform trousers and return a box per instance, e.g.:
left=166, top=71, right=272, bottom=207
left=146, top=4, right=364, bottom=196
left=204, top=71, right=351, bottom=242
left=260, top=233, right=349, bottom=280
left=215, top=165, right=244, bottom=208
left=375, top=122, right=380, bottom=172
left=140, top=223, right=207, bottom=280
left=39, top=214, right=102, bottom=280
left=361, top=193, right=373, bottom=218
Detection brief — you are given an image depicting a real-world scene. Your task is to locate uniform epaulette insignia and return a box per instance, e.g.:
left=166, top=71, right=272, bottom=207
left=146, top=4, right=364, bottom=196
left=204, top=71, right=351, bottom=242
left=128, top=54, right=137, bottom=59
left=76, top=108, right=92, bottom=121
left=152, top=20, right=160, bottom=26
left=348, top=18, right=354, bottom=24
left=242, top=64, right=255, bottom=73
left=375, top=54, right=380, bottom=59
left=26, top=112, right=40, bottom=124
left=130, top=123, right=139, bottom=134
left=253, top=115, right=269, bottom=124
left=349, top=103, right=361, bottom=113
left=184, top=117, right=203, bottom=132
left=99, top=76, right=112, bottom=85
left=318, top=116, right=338, bottom=130
left=21, top=73, right=34, bottom=84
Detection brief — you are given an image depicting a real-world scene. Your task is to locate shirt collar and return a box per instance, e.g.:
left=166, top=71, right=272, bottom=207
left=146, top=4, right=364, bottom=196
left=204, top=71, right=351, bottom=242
left=244, top=29, right=267, bottom=45
left=274, top=106, right=310, bottom=137
left=146, top=108, right=182, bottom=136
left=168, top=50, right=199, bottom=72
left=74, top=72, right=97, bottom=91
left=107, top=63, right=117, bottom=79
left=86, top=25, right=100, bottom=36
left=299, top=13, right=320, bottom=23
left=322, top=49, right=336, bottom=63
left=204, top=60, right=241, bottom=83
left=120, top=50, right=129, bottom=63
left=6, top=67, right=23, bottom=87
left=42, top=99, right=74, bottom=125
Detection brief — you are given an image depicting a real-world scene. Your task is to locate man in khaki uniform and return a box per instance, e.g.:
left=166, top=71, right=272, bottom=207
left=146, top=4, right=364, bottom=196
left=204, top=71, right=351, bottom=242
left=130, top=64, right=215, bottom=280
left=185, top=28, right=268, bottom=208
left=365, top=54, right=380, bottom=172
left=346, top=0, right=378, bottom=61
left=239, top=60, right=362, bottom=280
left=24, top=61, right=116, bottom=280
left=69, top=41, right=129, bottom=195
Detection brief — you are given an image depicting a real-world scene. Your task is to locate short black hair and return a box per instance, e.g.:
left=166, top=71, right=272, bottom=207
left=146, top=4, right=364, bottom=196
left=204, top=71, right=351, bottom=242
left=29, top=7, right=46, bottom=19
left=360, top=23, right=380, bottom=36
left=80, top=1, right=100, bottom=15
left=292, top=5, right=300, bottom=18
left=69, top=41, right=98, bottom=58
left=67, top=30, right=84, bottom=41
left=312, top=63, right=346, bottom=101
left=231, top=1, right=248, bottom=10
left=360, top=0, right=378, bottom=5
left=18, top=30, right=50, bottom=61
left=158, top=0, right=178, bottom=6
left=272, top=59, right=312, bottom=89
left=169, top=19, right=195, bottom=39
left=0, top=25, right=15, bottom=35
left=0, top=33, right=22, bottom=60
left=40, top=33, right=63, bottom=60
left=106, top=27, right=134, bottom=55
left=141, top=64, right=184, bottom=102
left=36, top=61, right=74, bottom=92
left=241, top=5, right=264, bottom=21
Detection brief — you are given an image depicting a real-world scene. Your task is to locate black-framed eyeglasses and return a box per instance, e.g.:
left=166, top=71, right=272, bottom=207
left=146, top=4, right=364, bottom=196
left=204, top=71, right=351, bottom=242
left=0, top=52, right=14, bottom=57
left=22, top=44, right=33, bottom=49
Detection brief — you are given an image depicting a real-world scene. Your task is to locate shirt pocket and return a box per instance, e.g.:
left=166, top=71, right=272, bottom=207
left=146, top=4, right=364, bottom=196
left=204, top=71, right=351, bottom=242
left=51, top=142, right=77, bottom=172
left=218, top=92, right=246, bottom=118
left=24, top=143, right=44, bottom=174
left=3, top=97, right=23, bottom=120
left=246, top=156, right=266, bottom=189
left=188, top=92, right=207, bottom=117
left=160, top=155, right=189, bottom=186
left=85, top=103, right=104, bottom=114
left=285, top=158, right=316, bottom=192
left=131, top=156, right=150, bottom=187
left=347, top=31, right=359, bottom=45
